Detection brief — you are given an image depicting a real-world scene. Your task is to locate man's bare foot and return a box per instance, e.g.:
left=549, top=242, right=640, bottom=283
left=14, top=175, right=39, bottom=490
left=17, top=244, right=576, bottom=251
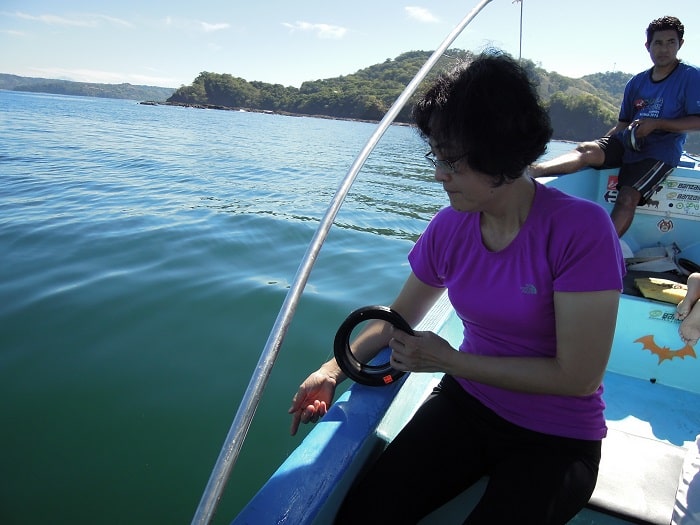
left=676, top=296, right=693, bottom=321
left=677, top=273, right=700, bottom=320
left=677, top=273, right=700, bottom=345
left=679, top=308, right=700, bottom=346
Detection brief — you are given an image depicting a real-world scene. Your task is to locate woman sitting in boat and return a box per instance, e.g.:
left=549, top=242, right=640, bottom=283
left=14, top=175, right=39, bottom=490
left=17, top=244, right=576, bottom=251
left=288, top=50, right=625, bottom=525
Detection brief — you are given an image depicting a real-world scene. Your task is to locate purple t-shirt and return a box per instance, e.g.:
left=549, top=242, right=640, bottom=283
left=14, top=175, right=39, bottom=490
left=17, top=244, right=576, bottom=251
left=408, top=181, right=625, bottom=440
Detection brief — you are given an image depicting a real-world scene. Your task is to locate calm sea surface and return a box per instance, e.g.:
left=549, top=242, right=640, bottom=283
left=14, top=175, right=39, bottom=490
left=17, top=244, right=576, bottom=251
left=0, top=90, right=570, bottom=524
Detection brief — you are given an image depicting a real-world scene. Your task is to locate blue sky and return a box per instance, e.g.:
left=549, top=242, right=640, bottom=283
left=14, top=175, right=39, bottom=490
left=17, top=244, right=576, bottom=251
left=1, top=0, right=698, bottom=89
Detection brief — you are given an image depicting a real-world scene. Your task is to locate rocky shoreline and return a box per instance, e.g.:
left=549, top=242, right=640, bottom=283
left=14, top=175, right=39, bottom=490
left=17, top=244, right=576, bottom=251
left=138, top=100, right=412, bottom=125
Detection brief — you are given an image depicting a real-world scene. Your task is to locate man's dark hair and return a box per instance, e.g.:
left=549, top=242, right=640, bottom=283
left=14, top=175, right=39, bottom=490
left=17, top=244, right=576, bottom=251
left=646, top=16, right=684, bottom=45
left=413, top=50, right=552, bottom=186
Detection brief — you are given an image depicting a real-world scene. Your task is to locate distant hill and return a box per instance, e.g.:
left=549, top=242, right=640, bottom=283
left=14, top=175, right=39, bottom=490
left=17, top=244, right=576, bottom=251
left=0, top=74, right=175, bottom=101
left=166, top=50, right=631, bottom=142
left=2, top=54, right=698, bottom=154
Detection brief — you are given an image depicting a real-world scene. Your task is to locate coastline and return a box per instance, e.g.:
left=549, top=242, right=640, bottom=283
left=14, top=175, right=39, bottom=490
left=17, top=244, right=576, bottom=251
left=138, top=100, right=411, bottom=125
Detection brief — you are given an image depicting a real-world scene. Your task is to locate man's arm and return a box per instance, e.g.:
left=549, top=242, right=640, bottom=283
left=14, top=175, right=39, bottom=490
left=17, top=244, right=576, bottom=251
left=635, top=115, right=700, bottom=137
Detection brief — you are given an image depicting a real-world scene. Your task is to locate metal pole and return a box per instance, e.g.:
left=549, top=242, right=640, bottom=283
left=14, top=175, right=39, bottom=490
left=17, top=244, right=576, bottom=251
left=518, top=0, right=523, bottom=61
left=191, top=1, right=494, bottom=523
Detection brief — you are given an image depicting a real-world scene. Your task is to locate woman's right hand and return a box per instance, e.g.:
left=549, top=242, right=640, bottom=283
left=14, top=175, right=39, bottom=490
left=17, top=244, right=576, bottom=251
left=288, top=366, right=340, bottom=436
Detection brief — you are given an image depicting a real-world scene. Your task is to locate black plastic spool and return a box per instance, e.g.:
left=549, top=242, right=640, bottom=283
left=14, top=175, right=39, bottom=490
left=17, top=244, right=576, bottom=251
left=333, top=305, right=414, bottom=387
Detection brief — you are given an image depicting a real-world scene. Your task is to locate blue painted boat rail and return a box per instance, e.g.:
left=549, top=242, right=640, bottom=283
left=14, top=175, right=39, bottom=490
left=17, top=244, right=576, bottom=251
left=190, top=1, right=495, bottom=523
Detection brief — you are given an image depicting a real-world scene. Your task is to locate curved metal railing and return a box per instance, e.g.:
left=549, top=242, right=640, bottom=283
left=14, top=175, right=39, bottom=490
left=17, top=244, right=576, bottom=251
left=191, top=1, right=494, bottom=523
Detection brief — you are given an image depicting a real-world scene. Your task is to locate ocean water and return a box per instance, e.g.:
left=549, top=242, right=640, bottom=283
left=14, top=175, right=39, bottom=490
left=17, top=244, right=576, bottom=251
left=0, top=90, right=450, bottom=525
left=0, top=90, right=575, bottom=525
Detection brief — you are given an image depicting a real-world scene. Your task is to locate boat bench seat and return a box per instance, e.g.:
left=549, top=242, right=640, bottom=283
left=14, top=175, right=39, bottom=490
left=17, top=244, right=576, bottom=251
left=596, top=372, right=700, bottom=525
left=588, top=427, right=686, bottom=524
left=421, top=430, right=696, bottom=525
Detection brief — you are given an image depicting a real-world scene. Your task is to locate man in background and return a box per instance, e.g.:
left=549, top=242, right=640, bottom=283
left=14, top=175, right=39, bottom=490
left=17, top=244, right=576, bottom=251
left=529, top=16, right=700, bottom=237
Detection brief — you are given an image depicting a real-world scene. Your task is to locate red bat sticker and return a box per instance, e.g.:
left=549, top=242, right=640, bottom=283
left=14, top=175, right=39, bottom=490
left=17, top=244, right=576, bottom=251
left=634, top=335, right=697, bottom=364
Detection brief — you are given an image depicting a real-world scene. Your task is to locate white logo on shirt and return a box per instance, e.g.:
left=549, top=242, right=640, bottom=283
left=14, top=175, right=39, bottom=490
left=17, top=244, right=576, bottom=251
left=521, top=283, right=537, bottom=295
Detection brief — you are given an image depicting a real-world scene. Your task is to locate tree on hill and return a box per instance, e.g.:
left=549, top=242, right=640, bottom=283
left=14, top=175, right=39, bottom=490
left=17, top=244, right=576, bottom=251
left=582, top=71, right=632, bottom=104
left=547, top=92, right=617, bottom=140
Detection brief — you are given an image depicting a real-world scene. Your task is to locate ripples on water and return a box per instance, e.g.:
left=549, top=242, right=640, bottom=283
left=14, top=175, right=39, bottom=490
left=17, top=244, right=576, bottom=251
left=1, top=91, right=575, bottom=524
left=1, top=90, right=447, bottom=524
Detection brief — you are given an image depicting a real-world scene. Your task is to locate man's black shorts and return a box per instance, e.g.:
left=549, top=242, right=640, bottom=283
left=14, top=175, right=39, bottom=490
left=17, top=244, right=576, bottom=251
left=594, top=136, right=675, bottom=205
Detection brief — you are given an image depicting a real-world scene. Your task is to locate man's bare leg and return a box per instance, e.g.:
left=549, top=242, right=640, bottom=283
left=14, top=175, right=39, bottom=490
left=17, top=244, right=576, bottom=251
left=529, top=141, right=606, bottom=178
left=610, top=186, right=641, bottom=237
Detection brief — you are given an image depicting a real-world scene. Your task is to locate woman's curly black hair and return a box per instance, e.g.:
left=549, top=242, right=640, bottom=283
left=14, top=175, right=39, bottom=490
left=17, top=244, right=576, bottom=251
left=413, top=50, right=552, bottom=186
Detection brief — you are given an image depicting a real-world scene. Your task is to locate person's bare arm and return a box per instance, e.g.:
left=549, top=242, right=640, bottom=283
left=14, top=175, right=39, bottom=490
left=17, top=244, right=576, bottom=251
left=390, top=289, right=620, bottom=396
left=633, top=115, right=700, bottom=138
left=288, top=273, right=443, bottom=435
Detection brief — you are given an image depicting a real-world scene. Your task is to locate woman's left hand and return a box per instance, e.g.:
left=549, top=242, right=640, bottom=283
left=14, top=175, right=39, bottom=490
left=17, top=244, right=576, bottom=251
left=388, top=328, right=455, bottom=373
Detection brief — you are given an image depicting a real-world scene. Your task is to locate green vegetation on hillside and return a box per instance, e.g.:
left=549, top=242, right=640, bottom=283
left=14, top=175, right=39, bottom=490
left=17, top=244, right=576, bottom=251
left=169, top=50, right=450, bottom=122
left=168, top=50, right=626, bottom=138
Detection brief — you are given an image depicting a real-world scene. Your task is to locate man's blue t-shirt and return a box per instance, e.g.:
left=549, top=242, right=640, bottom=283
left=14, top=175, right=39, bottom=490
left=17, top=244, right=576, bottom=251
left=617, top=61, right=700, bottom=166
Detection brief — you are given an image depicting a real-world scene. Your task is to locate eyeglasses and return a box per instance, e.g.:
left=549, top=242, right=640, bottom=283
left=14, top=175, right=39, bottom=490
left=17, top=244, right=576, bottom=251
left=424, top=151, right=467, bottom=173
